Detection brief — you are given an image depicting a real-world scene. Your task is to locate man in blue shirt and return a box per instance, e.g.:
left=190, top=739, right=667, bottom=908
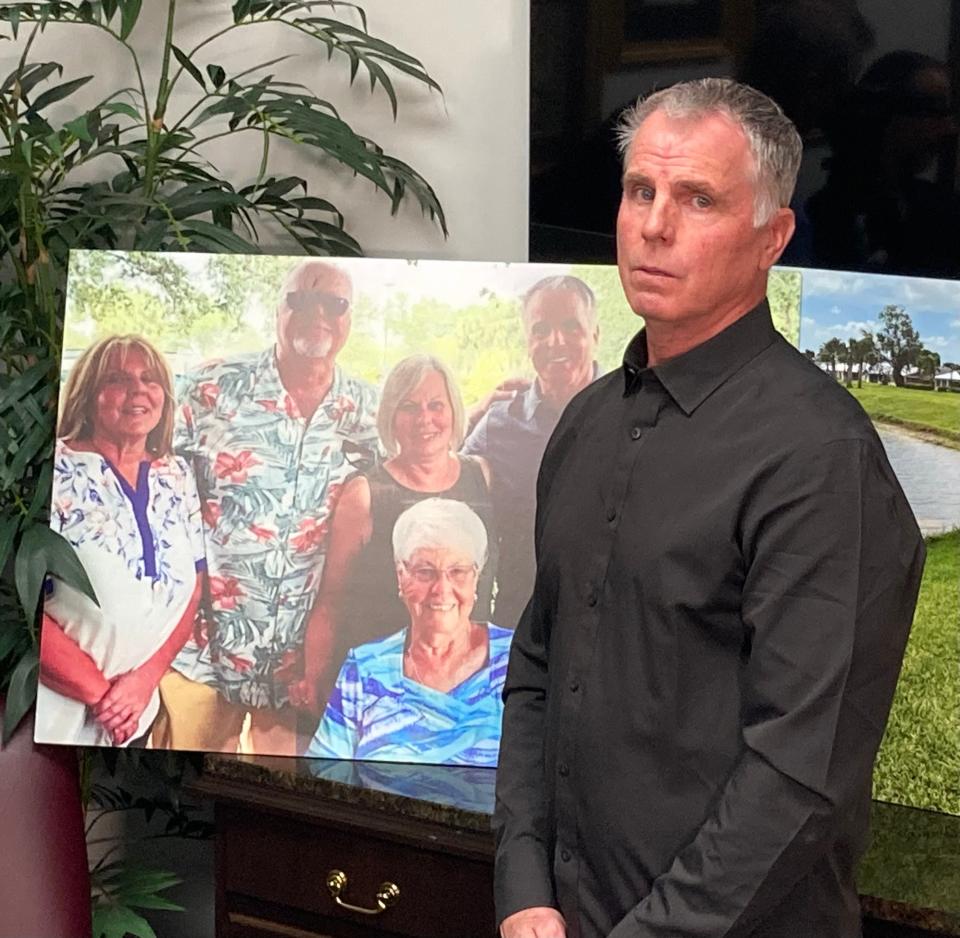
left=462, top=276, right=599, bottom=629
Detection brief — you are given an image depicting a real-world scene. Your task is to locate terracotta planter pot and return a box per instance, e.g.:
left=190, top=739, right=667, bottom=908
left=0, top=697, right=91, bottom=938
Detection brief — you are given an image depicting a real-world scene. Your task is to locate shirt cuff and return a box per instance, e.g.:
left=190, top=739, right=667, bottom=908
left=493, top=836, right=557, bottom=925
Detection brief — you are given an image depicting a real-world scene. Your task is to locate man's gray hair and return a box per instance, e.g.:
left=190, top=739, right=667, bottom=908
left=615, top=78, right=802, bottom=226
left=521, top=275, right=598, bottom=334
left=392, top=497, right=489, bottom=571
left=377, top=354, right=466, bottom=458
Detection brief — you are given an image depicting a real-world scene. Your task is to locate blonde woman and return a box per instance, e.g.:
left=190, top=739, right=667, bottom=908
left=291, top=354, right=497, bottom=716
left=35, top=335, right=205, bottom=747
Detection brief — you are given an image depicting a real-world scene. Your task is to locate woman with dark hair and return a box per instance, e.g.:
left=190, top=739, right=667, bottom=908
left=35, top=335, right=206, bottom=747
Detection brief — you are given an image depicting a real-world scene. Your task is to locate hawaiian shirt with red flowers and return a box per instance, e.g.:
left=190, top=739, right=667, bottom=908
left=171, top=348, right=379, bottom=708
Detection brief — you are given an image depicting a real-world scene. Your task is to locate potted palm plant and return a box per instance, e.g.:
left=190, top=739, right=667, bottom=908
left=0, top=3, right=446, bottom=933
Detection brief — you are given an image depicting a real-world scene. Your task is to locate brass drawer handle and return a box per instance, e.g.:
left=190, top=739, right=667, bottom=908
left=325, top=869, right=400, bottom=916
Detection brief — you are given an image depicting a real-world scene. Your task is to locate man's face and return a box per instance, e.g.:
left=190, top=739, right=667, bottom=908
left=526, top=289, right=598, bottom=398
left=276, top=264, right=353, bottom=367
left=616, top=109, right=793, bottom=328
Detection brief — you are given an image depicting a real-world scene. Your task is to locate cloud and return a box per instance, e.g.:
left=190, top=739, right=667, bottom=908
left=802, top=270, right=868, bottom=296
left=830, top=305, right=842, bottom=315
left=806, top=319, right=877, bottom=347
left=952, top=318, right=960, bottom=329
left=926, top=335, right=949, bottom=349
left=898, top=279, right=960, bottom=311
left=802, top=316, right=816, bottom=326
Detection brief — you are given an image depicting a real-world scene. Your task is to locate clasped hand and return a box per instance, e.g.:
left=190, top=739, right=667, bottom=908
left=500, top=907, right=566, bottom=938
left=92, top=668, right=155, bottom=745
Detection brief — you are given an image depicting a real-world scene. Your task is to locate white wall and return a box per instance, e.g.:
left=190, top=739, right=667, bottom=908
left=1, top=1, right=530, bottom=261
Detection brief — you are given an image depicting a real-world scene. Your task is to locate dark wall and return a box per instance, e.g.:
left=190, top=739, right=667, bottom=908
left=531, top=0, right=960, bottom=279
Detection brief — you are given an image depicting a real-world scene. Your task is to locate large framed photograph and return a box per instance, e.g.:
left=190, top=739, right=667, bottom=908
left=34, top=251, right=800, bottom=766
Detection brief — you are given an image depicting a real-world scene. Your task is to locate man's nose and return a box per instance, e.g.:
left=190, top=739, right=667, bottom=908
left=641, top=195, right=675, bottom=242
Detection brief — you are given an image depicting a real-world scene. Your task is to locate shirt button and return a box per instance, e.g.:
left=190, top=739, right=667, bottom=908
left=630, top=426, right=642, bottom=441
left=587, top=591, right=598, bottom=607
left=560, top=848, right=571, bottom=862
left=569, top=679, right=580, bottom=693
left=606, top=507, right=617, bottom=523
left=558, top=762, right=570, bottom=777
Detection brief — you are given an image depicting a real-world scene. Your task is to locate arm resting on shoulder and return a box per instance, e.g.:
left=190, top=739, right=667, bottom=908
left=294, top=475, right=373, bottom=713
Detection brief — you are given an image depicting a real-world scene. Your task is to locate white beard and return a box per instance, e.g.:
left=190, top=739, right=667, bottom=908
left=292, top=335, right=333, bottom=359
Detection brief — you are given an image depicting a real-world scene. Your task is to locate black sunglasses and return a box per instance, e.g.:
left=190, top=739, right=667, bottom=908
left=286, top=290, right=351, bottom=318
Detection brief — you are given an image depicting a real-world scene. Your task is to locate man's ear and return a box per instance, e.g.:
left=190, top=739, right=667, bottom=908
left=759, top=207, right=796, bottom=270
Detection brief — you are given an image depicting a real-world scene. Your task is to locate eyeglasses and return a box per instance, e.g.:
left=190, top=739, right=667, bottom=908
left=403, top=563, right=478, bottom=587
left=285, top=290, right=351, bottom=318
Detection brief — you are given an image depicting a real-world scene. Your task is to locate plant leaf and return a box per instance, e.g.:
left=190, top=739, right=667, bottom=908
left=118, top=0, right=142, bottom=40
left=14, top=523, right=99, bottom=622
left=64, top=113, right=93, bottom=142
left=102, top=100, right=142, bottom=121
left=27, top=75, right=93, bottom=113
left=171, top=44, right=204, bottom=91
left=91, top=904, right=156, bottom=938
left=2, top=646, right=38, bottom=742
left=3, top=61, right=61, bottom=97
left=0, top=514, right=19, bottom=576
left=205, top=63, right=225, bottom=89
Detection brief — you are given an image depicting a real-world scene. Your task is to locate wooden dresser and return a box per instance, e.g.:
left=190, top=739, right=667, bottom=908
left=194, top=756, right=960, bottom=938
left=194, top=756, right=498, bottom=938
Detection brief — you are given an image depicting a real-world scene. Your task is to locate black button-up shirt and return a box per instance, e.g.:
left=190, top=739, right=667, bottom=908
left=493, top=301, right=925, bottom=938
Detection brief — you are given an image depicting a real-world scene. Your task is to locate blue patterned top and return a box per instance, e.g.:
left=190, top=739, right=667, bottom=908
left=306, top=624, right=512, bottom=766
left=172, top=348, right=379, bottom=707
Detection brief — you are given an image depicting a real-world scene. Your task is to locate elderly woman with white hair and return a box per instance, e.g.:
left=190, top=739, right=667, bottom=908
left=290, top=353, right=497, bottom=715
left=306, top=498, right=511, bottom=765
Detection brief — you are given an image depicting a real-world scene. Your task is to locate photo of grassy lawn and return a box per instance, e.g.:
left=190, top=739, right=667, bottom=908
left=873, top=530, right=960, bottom=815
left=848, top=384, right=960, bottom=447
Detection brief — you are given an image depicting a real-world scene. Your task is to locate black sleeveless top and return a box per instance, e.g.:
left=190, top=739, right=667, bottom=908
left=333, top=455, right=498, bottom=665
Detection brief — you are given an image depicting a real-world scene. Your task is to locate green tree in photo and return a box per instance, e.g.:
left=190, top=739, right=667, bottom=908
left=916, top=348, right=941, bottom=377
left=876, top=305, right=924, bottom=387
left=842, top=331, right=879, bottom=388
left=766, top=268, right=801, bottom=343
left=818, top=337, right=846, bottom=379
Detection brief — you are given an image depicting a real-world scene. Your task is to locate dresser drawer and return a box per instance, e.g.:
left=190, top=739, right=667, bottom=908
left=220, top=805, right=495, bottom=938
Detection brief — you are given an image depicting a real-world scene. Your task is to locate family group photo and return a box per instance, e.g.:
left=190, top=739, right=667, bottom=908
left=33, top=250, right=800, bottom=765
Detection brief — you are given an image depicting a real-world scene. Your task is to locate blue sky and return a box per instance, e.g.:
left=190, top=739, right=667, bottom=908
left=798, top=268, right=960, bottom=365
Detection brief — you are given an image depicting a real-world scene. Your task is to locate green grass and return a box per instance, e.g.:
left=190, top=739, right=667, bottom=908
left=858, top=801, right=960, bottom=916
left=847, top=383, right=960, bottom=442
left=873, top=530, right=960, bottom=815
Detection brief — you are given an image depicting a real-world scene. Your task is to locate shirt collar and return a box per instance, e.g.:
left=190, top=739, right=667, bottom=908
left=622, top=300, right=778, bottom=415
left=523, top=362, right=601, bottom=422
left=256, top=346, right=344, bottom=418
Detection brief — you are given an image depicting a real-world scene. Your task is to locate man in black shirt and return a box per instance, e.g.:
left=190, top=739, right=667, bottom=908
left=493, top=79, right=925, bottom=938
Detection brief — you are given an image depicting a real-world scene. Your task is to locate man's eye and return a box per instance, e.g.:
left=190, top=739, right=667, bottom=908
left=633, top=186, right=654, bottom=202
left=692, top=194, right=713, bottom=209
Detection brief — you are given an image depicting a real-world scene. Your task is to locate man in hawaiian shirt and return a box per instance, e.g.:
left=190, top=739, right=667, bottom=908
left=157, top=260, right=379, bottom=755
